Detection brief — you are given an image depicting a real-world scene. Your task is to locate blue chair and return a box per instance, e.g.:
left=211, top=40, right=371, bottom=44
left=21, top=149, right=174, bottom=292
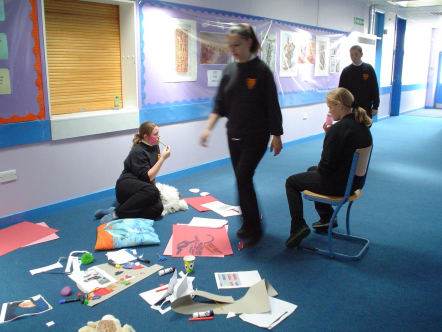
left=299, top=145, right=373, bottom=260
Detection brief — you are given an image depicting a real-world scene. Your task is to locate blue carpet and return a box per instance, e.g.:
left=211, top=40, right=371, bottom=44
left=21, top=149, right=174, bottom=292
left=0, top=115, right=441, bottom=331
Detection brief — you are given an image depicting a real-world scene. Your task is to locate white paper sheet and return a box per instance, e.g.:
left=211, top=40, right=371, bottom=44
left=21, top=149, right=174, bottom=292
left=239, top=296, right=298, bottom=329
left=68, top=266, right=117, bottom=293
left=201, top=201, right=242, bottom=217
left=188, top=217, right=228, bottom=228
left=105, top=249, right=137, bottom=264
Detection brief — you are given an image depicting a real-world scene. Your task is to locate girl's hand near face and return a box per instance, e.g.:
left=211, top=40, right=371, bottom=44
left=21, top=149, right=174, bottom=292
left=161, top=146, right=171, bottom=160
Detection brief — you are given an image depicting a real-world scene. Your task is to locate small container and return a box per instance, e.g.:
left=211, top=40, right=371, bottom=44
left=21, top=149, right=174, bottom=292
left=192, top=310, right=214, bottom=318
left=158, top=267, right=175, bottom=276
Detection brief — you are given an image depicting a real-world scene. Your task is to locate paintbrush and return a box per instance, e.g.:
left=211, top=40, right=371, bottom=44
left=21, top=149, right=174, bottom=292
left=158, top=139, right=167, bottom=147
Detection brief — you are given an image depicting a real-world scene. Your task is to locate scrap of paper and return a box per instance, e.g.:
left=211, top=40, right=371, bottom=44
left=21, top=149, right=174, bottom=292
left=30, top=261, right=63, bottom=276
left=227, top=312, right=236, bottom=319
left=214, top=271, right=262, bottom=289
left=189, top=188, right=200, bottom=193
left=201, top=201, right=242, bottom=217
left=105, top=249, right=137, bottom=264
left=188, top=217, right=228, bottom=228
left=239, top=296, right=298, bottom=329
left=200, top=192, right=210, bottom=196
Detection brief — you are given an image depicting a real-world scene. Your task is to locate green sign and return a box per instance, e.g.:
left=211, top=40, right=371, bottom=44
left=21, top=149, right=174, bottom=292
left=354, top=17, right=364, bottom=26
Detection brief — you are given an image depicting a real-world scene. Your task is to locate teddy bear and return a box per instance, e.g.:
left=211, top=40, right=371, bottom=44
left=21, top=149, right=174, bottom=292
left=78, top=314, right=136, bottom=332
left=156, top=182, right=188, bottom=216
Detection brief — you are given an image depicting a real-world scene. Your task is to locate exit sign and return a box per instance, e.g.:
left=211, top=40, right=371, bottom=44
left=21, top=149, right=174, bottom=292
left=354, top=17, right=364, bottom=26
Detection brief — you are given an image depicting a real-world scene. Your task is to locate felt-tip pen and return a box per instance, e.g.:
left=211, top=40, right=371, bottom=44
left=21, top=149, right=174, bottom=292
left=189, top=317, right=214, bottom=322
left=108, top=261, right=121, bottom=268
left=59, top=297, right=80, bottom=304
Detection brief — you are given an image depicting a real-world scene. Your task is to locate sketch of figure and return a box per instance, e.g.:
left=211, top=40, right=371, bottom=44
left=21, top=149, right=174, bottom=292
left=261, top=31, right=276, bottom=72
left=282, top=37, right=295, bottom=70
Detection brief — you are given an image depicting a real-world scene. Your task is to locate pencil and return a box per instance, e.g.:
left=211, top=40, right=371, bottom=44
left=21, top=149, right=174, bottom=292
left=214, top=301, right=223, bottom=310
left=155, top=286, right=168, bottom=292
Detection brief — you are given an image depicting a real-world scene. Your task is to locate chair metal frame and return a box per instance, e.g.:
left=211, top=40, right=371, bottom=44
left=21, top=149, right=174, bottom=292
left=299, top=145, right=373, bottom=261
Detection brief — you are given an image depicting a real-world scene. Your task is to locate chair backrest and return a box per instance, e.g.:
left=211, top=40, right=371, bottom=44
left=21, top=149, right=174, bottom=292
left=355, top=145, right=373, bottom=177
left=343, top=145, right=373, bottom=197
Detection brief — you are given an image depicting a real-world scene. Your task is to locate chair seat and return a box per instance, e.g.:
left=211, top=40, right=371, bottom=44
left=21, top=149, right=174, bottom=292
left=303, top=189, right=362, bottom=202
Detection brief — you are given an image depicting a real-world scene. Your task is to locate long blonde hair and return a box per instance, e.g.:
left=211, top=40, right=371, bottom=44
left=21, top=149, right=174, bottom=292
left=132, top=121, right=158, bottom=148
left=325, top=88, right=372, bottom=126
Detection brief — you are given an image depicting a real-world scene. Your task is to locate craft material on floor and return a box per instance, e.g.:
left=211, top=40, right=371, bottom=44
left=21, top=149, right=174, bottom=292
left=0, top=295, right=52, bottom=324
left=0, top=222, right=59, bottom=257
left=76, top=263, right=163, bottom=306
left=239, top=296, right=298, bottom=329
left=214, top=271, right=262, bottom=289
left=183, top=195, right=218, bottom=212
left=171, top=279, right=278, bottom=315
left=22, top=222, right=59, bottom=247
left=172, top=224, right=233, bottom=257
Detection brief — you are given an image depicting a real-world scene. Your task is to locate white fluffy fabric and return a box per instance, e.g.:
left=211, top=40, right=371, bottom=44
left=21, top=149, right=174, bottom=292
left=156, top=183, right=188, bottom=216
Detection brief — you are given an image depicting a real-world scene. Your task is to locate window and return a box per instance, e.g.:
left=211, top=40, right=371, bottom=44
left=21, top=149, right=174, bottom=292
left=42, top=0, right=138, bottom=140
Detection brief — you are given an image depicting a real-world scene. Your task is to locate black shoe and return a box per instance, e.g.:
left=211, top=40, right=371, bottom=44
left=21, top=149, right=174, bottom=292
left=243, top=230, right=263, bottom=248
left=237, top=227, right=248, bottom=238
left=286, top=225, right=311, bottom=248
left=312, top=218, right=338, bottom=232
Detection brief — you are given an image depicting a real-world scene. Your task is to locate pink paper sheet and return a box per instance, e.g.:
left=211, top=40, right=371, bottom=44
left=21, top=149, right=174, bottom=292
left=0, top=221, right=59, bottom=257
left=23, top=222, right=59, bottom=247
left=172, top=224, right=233, bottom=257
left=183, top=196, right=218, bottom=212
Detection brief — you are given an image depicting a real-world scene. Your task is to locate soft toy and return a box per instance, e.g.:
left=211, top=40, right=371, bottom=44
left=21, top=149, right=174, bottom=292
left=156, top=183, right=188, bottom=216
left=78, top=314, right=136, bottom=332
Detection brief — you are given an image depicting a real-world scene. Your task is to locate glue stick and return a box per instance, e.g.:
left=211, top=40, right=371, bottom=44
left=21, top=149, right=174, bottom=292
left=158, top=267, right=175, bottom=276
left=192, top=310, right=214, bottom=318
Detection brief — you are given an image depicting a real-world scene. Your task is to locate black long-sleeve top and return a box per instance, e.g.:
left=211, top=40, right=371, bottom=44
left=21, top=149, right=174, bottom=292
left=213, top=57, right=283, bottom=138
left=317, top=113, right=373, bottom=191
left=117, top=142, right=160, bottom=184
left=339, top=63, right=380, bottom=115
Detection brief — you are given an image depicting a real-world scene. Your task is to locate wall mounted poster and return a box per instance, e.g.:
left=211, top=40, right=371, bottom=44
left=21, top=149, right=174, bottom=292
left=314, top=36, right=330, bottom=76
left=261, top=31, right=276, bottom=72
left=0, top=0, right=4, bottom=21
left=279, top=30, right=299, bottom=77
left=0, top=33, right=8, bottom=60
left=199, top=32, right=229, bottom=65
left=146, top=17, right=197, bottom=83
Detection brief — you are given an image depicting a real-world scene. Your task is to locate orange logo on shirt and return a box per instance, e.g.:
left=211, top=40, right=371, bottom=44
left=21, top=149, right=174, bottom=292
left=363, top=74, right=369, bottom=80
left=246, top=78, right=257, bottom=89
left=158, top=154, right=161, bottom=160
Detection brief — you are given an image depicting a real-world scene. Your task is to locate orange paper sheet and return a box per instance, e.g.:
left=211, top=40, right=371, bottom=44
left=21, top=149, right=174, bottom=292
left=0, top=221, right=59, bottom=257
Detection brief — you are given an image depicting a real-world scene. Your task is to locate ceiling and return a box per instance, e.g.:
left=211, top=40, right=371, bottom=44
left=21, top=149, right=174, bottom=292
left=351, top=0, right=442, bottom=27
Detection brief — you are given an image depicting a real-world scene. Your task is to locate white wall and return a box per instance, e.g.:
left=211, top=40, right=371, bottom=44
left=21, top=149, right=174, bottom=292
left=380, top=12, right=396, bottom=87
left=400, top=90, right=427, bottom=113
left=0, top=0, right=382, bottom=219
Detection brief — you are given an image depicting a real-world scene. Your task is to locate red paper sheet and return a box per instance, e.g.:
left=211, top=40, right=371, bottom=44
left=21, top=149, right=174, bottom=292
left=183, top=195, right=218, bottom=212
left=0, top=221, right=59, bottom=257
left=172, top=224, right=233, bottom=257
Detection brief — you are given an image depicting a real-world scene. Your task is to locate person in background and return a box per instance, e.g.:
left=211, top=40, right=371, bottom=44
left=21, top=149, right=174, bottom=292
left=200, top=23, right=283, bottom=247
left=95, top=122, right=171, bottom=224
left=285, top=88, right=372, bottom=248
left=339, top=45, right=380, bottom=119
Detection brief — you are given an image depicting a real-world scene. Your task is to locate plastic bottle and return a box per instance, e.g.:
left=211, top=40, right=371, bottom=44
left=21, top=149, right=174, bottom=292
left=114, top=95, right=120, bottom=110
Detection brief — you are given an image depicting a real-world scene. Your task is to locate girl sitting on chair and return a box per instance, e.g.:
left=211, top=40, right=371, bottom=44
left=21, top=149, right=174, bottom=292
left=285, top=87, right=372, bottom=248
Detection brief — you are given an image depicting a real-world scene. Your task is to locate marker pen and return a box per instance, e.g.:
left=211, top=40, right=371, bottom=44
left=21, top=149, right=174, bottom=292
left=108, top=261, right=121, bottom=268
left=59, top=297, right=80, bottom=304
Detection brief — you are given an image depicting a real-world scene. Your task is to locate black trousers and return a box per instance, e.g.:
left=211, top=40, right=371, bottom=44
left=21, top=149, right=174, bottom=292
left=228, top=134, right=269, bottom=232
left=285, top=166, right=345, bottom=233
left=115, top=178, right=163, bottom=220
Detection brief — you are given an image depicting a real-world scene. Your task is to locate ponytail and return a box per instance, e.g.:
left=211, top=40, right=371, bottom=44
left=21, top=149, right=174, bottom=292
left=353, top=106, right=372, bottom=127
left=132, top=133, right=142, bottom=148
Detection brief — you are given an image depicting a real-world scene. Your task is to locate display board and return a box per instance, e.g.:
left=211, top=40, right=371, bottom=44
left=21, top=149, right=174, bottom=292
left=139, top=0, right=347, bottom=124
